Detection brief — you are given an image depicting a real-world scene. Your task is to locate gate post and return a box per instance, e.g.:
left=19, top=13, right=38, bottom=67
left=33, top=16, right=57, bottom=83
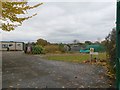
left=116, top=0, right=120, bottom=89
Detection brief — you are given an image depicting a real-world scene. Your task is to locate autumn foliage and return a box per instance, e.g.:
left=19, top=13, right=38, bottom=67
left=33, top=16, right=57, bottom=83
left=1, top=1, right=43, bottom=31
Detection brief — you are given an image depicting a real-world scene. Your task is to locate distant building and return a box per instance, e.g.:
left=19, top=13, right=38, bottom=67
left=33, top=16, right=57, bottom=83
left=0, top=41, right=24, bottom=51
left=64, top=44, right=85, bottom=52
left=70, top=45, right=81, bottom=52
left=64, top=45, right=71, bottom=51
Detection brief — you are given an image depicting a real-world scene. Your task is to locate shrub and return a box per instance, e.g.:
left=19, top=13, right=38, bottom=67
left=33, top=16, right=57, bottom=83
left=59, top=43, right=65, bottom=53
left=44, top=45, right=60, bottom=53
left=104, top=28, right=116, bottom=81
left=32, top=45, right=45, bottom=54
left=105, top=28, right=116, bottom=69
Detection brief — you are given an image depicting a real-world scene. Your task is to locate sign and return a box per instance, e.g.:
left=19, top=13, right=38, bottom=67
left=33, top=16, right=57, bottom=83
left=90, top=52, right=98, bottom=55
left=90, top=48, right=94, bottom=53
left=89, top=48, right=98, bottom=55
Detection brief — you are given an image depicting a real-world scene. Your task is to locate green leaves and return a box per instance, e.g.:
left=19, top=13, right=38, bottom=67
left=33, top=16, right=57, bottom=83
left=1, top=2, right=43, bottom=31
left=32, top=45, right=45, bottom=54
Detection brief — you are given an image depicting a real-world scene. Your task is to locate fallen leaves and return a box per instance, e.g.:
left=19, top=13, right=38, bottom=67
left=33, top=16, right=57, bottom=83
left=82, top=59, right=115, bottom=87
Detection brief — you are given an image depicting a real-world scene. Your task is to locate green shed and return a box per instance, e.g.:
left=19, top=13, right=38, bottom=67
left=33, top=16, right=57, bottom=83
left=86, top=44, right=105, bottom=52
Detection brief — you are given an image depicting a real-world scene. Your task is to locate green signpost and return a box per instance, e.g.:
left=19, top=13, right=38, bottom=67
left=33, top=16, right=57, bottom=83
left=116, top=0, right=120, bottom=89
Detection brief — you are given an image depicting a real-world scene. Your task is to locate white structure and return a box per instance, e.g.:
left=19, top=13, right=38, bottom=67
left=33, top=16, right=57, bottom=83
left=0, top=41, right=24, bottom=51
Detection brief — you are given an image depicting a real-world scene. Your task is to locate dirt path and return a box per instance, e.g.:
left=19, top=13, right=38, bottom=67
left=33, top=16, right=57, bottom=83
left=2, top=51, right=110, bottom=88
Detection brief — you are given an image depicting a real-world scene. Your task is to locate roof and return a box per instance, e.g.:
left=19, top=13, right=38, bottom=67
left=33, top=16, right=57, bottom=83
left=86, top=44, right=105, bottom=52
left=0, top=41, right=24, bottom=43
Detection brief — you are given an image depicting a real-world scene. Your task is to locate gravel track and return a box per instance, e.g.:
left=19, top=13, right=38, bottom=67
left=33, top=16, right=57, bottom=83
left=2, top=51, right=110, bottom=88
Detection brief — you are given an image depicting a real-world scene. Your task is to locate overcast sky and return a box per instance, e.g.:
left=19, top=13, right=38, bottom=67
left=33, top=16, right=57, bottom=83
left=1, top=1, right=116, bottom=43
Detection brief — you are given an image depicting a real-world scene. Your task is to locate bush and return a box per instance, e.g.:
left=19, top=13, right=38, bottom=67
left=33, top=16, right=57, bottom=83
left=32, top=45, right=45, bottom=54
left=44, top=45, right=60, bottom=53
left=105, top=28, right=116, bottom=81
left=105, top=28, right=116, bottom=68
left=59, top=43, right=65, bottom=53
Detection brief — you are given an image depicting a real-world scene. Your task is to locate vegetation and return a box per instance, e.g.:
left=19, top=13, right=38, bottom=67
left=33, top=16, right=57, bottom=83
left=35, top=38, right=65, bottom=53
left=104, top=28, right=116, bottom=79
left=59, top=43, right=65, bottom=53
left=1, top=1, right=43, bottom=31
left=105, top=28, right=116, bottom=67
left=36, top=38, right=50, bottom=47
left=44, top=53, right=106, bottom=63
left=35, top=38, right=106, bottom=54
left=44, top=44, right=60, bottom=53
left=97, top=28, right=116, bottom=82
left=85, top=41, right=93, bottom=45
left=32, top=45, right=45, bottom=54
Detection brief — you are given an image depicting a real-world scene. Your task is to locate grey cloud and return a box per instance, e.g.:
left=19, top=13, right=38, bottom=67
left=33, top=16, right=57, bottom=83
left=2, top=2, right=116, bottom=43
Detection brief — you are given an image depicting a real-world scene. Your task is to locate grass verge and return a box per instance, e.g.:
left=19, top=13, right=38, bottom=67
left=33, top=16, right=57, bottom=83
left=44, top=53, right=106, bottom=63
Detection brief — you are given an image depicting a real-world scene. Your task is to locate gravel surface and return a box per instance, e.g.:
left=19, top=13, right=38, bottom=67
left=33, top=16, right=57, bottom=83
left=2, top=51, right=110, bottom=88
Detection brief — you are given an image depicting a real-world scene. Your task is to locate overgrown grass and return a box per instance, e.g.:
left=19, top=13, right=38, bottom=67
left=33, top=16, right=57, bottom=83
left=44, top=53, right=106, bottom=63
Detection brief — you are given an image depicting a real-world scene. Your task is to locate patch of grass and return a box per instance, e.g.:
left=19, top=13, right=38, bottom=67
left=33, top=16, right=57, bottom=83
left=44, top=53, right=106, bottom=63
